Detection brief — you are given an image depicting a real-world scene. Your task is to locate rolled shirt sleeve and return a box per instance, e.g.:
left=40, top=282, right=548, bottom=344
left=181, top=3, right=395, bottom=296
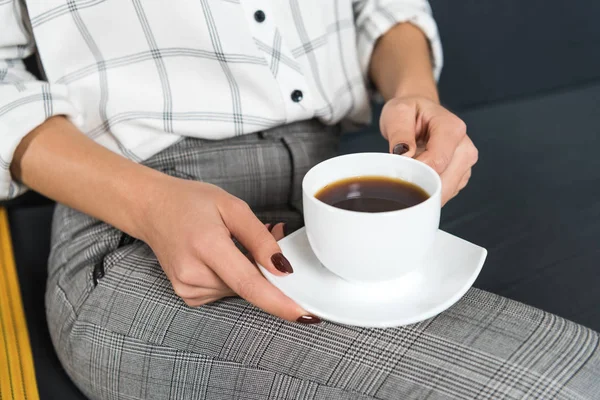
left=0, top=1, right=79, bottom=200
left=353, top=0, right=443, bottom=81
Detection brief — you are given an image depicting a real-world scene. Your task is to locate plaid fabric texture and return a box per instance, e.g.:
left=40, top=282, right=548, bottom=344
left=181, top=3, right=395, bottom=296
left=46, top=121, right=600, bottom=400
left=0, top=0, right=442, bottom=199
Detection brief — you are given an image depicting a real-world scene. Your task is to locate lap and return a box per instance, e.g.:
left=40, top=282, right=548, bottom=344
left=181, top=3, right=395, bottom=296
left=46, top=121, right=600, bottom=399
left=47, top=237, right=600, bottom=400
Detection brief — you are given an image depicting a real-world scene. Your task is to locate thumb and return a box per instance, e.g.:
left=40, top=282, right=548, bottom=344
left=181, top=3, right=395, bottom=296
left=380, top=101, right=418, bottom=157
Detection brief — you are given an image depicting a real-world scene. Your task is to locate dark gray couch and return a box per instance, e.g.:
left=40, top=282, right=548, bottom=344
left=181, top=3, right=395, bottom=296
left=6, top=1, right=600, bottom=398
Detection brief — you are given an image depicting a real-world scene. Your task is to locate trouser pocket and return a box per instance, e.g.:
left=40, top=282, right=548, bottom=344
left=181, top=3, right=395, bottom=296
left=92, top=232, right=138, bottom=287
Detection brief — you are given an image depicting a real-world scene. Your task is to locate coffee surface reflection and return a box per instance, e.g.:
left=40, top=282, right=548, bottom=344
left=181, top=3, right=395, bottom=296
left=315, top=176, right=429, bottom=213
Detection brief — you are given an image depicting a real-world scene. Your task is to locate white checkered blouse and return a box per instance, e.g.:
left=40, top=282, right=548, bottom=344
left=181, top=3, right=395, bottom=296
left=0, top=0, right=442, bottom=199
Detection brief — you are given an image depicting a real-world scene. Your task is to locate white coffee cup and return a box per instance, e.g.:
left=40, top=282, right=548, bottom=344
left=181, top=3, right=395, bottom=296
left=302, top=153, right=442, bottom=283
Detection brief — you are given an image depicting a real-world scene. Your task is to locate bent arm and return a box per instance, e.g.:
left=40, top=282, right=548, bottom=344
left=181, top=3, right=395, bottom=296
left=369, top=22, right=439, bottom=103
left=10, top=116, right=167, bottom=241
left=1, top=3, right=164, bottom=239
left=0, top=1, right=79, bottom=198
left=352, top=0, right=443, bottom=102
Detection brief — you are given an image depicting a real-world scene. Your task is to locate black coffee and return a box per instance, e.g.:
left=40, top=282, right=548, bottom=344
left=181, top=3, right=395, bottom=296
left=315, top=176, right=429, bottom=212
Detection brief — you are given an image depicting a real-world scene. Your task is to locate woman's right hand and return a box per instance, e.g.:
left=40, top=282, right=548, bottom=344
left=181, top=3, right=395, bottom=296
left=12, top=117, right=316, bottom=322
left=139, top=176, right=320, bottom=324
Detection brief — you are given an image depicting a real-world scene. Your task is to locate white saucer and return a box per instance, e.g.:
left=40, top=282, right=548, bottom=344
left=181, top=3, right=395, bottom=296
left=259, top=228, right=487, bottom=328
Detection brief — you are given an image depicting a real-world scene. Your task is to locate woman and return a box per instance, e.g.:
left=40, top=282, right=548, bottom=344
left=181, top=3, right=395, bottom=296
left=2, top=1, right=598, bottom=398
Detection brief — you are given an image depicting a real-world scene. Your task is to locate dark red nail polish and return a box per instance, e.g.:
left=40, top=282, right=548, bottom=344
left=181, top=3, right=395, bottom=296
left=393, top=143, right=410, bottom=155
left=271, top=252, right=293, bottom=274
left=297, top=315, right=322, bottom=324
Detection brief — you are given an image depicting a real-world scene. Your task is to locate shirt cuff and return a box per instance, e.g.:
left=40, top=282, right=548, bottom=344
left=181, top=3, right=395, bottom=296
left=0, top=84, right=79, bottom=200
left=355, top=1, right=443, bottom=83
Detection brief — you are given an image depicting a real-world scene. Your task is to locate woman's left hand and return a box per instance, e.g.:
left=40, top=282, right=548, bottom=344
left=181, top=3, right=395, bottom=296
left=379, top=96, right=479, bottom=205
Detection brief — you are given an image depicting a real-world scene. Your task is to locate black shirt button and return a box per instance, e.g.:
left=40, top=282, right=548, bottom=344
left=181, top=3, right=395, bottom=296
left=254, top=10, right=266, bottom=23
left=291, top=90, right=303, bottom=102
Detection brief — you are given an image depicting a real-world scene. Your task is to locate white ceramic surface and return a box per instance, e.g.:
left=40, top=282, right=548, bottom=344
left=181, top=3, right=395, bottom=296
left=302, top=153, right=442, bottom=283
left=259, top=227, right=487, bottom=328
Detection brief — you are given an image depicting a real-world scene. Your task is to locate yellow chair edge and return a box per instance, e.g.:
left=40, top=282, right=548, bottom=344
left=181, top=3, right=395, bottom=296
left=0, top=207, right=40, bottom=400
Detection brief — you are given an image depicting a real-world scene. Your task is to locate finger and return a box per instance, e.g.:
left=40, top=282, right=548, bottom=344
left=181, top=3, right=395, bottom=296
left=169, top=263, right=233, bottom=307
left=183, top=297, right=206, bottom=308
left=171, top=258, right=230, bottom=290
left=457, top=169, right=472, bottom=192
left=248, top=223, right=284, bottom=264
left=439, top=158, right=469, bottom=206
left=438, top=139, right=474, bottom=205
left=179, top=285, right=236, bottom=303
left=416, top=112, right=467, bottom=174
left=203, top=236, right=314, bottom=322
left=185, top=292, right=234, bottom=308
left=380, top=102, right=418, bottom=157
left=220, top=199, right=293, bottom=275
left=269, top=222, right=286, bottom=241
left=174, top=279, right=234, bottom=298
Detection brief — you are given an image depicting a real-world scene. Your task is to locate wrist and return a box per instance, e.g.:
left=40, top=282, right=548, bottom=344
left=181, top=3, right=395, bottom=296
left=121, top=166, right=174, bottom=243
left=12, top=115, right=178, bottom=244
left=393, top=84, right=439, bottom=104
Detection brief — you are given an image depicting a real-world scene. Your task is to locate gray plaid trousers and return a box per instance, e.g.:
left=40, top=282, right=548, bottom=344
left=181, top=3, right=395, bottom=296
left=46, top=121, right=600, bottom=399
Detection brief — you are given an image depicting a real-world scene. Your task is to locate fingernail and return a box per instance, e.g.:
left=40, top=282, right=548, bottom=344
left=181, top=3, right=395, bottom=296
left=268, top=223, right=276, bottom=233
left=393, top=143, right=410, bottom=155
left=271, top=252, right=293, bottom=274
left=297, top=315, right=322, bottom=324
